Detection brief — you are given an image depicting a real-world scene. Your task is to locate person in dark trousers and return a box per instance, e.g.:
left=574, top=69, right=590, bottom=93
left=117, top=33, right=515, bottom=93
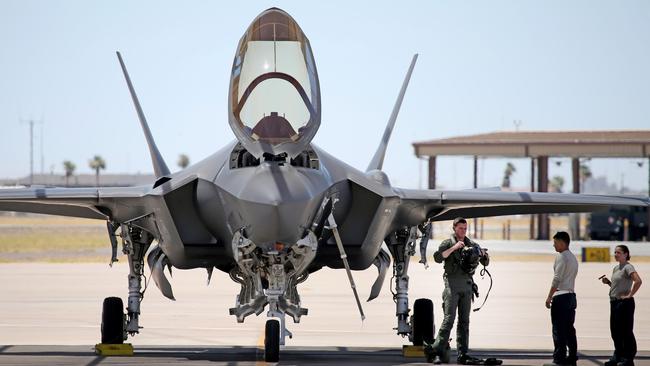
left=544, top=231, right=578, bottom=366
left=600, top=245, right=643, bottom=366
left=428, top=217, right=489, bottom=365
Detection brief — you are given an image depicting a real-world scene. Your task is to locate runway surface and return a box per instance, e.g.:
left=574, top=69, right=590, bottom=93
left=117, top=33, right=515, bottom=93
left=0, top=257, right=648, bottom=364
left=1, top=345, right=649, bottom=365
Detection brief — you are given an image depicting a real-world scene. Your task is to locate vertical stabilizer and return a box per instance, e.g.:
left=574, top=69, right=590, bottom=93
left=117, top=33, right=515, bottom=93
left=366, top=54, right=418, bottom=172
left=116, top=51, right=171, bottom=178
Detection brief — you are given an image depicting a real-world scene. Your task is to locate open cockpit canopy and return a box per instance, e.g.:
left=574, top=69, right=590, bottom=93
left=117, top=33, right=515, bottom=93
left=228, top=8, right=321, bottom=158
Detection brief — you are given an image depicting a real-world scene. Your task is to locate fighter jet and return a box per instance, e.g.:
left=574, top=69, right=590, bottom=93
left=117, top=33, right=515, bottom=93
left=0, top=8, right=647, bottom=362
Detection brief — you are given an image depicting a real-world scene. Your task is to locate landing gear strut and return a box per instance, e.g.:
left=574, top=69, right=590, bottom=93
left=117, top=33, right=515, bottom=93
left=121, top=224, right=153, bottom=335
left=387, top=226, right=435, bottom=346
left=100, top=222, right=153, bottom=346
left=387, top=227, right=417, bottom=338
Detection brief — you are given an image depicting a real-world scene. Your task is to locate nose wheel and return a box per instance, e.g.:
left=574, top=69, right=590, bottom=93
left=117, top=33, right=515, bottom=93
left=264, top=319, right=280, bottom=362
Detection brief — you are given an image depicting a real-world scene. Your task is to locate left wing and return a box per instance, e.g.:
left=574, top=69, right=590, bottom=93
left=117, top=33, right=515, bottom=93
left=393, top=188, right=649, bottom=226
left=0, top=186, right=151, bottom=220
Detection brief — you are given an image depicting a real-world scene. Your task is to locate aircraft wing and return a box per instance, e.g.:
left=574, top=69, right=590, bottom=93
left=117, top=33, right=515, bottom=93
left=0, top=186, right=151, bottom=220
left=393, top=188, right=650, bottom=225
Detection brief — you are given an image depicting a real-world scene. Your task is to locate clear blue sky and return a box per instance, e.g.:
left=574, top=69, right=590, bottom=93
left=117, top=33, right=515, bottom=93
left=1, top=1, right=649, bottom=192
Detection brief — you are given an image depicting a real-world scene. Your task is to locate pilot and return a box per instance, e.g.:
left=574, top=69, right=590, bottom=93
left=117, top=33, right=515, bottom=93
left=428, top=217, right=489, bottom=365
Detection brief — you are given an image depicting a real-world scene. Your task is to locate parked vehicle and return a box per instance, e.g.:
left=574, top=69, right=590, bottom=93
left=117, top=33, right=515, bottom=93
left=588, top=206, right=648, bottom=241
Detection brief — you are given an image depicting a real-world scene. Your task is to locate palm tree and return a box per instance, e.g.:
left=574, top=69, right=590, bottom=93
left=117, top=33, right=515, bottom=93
left=88, top=155, right=106, bottom=187
left=177, top=154, right=190, bottom=170
left=63, top=160, right=76, bottom=187
left=549, top=175, right=565, bottom=193
left=501, top=162, right=516, bottom=188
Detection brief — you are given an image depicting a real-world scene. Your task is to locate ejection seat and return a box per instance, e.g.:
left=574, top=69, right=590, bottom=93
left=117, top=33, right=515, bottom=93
left=251, top=112, right=299, bottom=143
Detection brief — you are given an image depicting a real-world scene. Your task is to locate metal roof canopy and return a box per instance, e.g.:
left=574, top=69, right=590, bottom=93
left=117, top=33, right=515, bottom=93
left=411, top=130, right=650, bottom=241
left=413, top=131, right=650, bottom=158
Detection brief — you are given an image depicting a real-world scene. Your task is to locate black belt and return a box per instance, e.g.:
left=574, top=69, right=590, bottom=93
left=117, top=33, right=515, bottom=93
left=610, top=297, right=633, bottom=302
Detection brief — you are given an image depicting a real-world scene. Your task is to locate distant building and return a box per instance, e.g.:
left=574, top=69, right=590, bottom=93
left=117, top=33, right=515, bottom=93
left=0, top=173, right=155, bottom=187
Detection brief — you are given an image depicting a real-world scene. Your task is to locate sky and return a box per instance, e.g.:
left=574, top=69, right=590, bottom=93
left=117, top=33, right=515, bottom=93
left=1, top=1, right=649, bottom=192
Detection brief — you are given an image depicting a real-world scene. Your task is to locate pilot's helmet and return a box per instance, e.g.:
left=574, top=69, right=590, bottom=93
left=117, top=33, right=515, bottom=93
left=460, top=245, right=481, bottom=274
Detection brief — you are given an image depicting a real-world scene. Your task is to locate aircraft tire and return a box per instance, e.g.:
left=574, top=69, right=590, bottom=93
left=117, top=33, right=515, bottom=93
left=264, top=319, right=280, bottom=362
left=101, top=297, right=125, bottom=344
left=412, top=298, right=434, bottom=346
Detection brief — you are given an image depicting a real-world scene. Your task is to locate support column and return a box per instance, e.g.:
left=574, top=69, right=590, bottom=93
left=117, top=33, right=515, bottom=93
left=473, top=156, right=478, bottom=238
left=572, top=158, right=580, bottom=193
left=530, top=158, right=536, bottom=239
left=647, top=156, right=650, bottom=241
left=537, top=156, right=549, bottom=240
left=428, top=156, right=436, bottom=190
left=570, top=158, right=580, bottom=239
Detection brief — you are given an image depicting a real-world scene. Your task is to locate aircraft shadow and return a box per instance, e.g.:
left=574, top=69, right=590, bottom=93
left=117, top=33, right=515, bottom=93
left=1, top=346, right=649, bottom=366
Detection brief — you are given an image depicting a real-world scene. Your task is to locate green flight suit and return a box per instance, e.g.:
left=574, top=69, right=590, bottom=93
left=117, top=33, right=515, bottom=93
left=431, top=235, right=489, bottom=356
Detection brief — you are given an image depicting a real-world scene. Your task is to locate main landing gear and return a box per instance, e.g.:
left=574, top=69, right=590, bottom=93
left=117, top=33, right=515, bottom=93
left=386, top=225, right=437, bottom=362
left=98, top=220, right=153, bottom=354
left=98, top=221, right=438, bottom=361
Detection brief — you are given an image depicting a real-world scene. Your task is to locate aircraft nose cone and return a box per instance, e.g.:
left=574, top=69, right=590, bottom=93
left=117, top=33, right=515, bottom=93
left=240, top=166, right=316, bottom=243
left=218, top=164, right=328, bottom=246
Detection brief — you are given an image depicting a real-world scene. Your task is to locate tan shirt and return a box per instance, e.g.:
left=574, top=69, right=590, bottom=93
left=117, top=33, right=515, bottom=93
left=609, top=262, right=636, bottom=299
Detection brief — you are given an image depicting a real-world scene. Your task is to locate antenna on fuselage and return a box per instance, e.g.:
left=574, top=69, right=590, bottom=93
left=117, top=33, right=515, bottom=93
left=116, top=51, right=171, bottom=179
left=366, top=54, right=418, bottom=172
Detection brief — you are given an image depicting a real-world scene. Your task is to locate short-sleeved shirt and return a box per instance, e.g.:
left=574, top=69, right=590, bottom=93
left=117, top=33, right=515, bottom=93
left=609, top=262, right=636, bottom=299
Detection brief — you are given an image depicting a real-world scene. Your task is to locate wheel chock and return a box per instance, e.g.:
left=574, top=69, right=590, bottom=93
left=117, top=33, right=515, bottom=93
left=94, top=343, right=134, bottom=356
left=402, top=345, right=425, bottom=357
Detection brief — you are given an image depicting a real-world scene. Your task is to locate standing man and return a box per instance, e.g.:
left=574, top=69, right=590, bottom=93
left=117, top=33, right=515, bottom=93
left=544, top=231, right=579, bottom=366
left=429, top=217, right=489, bottom=365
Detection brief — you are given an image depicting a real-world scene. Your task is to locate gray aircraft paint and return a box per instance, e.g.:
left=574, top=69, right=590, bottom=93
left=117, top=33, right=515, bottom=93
left=0, top=7, right=647, bottom=357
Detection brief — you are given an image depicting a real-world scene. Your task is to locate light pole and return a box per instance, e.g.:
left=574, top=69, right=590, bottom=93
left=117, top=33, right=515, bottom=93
left=20, top=119, right=42, bottom=186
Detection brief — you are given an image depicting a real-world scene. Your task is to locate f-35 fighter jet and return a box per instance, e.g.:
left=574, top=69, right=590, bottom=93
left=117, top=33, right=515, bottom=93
left=1, top=8, right=647, bottom=362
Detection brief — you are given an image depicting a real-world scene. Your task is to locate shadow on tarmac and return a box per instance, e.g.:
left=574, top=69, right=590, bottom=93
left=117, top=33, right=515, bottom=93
left=0, top=345, right=649, bottom=365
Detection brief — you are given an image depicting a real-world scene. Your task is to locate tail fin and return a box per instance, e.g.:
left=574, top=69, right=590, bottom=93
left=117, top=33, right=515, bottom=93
left=116, top=51, right=171, bottom=178
left=366, top=54, right=418, bottom=172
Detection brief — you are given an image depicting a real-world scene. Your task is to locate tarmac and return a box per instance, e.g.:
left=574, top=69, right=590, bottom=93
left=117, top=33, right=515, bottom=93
left=1, top=345, right=649, bottom=365
left=0, top=249, right=648, bottom=365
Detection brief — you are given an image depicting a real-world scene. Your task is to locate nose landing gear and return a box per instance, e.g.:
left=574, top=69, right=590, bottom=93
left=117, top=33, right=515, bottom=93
left=264, top=319, right=281, bottom=362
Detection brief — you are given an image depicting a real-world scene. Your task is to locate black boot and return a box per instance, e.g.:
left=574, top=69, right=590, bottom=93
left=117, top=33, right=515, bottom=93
left=458, top=354, right=484, bottom=365
left=426, top=338, right=450, bottom=364
left=423, top=341, right=439, bottom=364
